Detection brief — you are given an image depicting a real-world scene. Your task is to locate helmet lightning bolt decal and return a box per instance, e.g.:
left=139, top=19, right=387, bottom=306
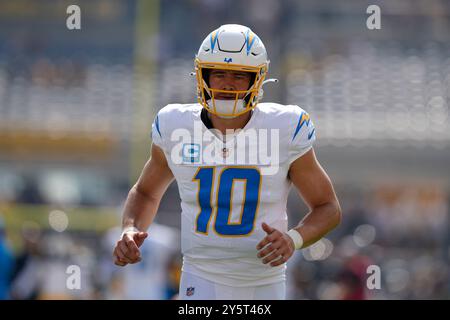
left=246, top=30, right=257, bottom=56
left=210, top=31, right=218, bottom=52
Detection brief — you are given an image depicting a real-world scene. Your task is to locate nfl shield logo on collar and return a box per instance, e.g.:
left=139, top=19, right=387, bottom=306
left=186, top=286, right=195, bottom=296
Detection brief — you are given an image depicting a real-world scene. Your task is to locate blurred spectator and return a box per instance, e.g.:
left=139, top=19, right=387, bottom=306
left=337, top=255, right=373, bottom=300
left=101, top=223, right=181, bottom=300
left=0, top=217, right=14, bottom=300
left=10, top=222, right=43, bottom=300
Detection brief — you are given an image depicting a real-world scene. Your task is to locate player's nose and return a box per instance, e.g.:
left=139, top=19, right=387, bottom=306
left=222, top=84, right=236, bottom=91
left=221, top=80, right=236, bottom=91
left=221, top=74, right=237, bottom=91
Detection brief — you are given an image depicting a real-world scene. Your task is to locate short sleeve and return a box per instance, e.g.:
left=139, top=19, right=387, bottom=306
left=288, top=107, right=316, bottom=164
left=151, top=113, right=164, bottom=150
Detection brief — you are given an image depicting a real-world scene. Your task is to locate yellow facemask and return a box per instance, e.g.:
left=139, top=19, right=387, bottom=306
left=195, top=58, right=268, bottom=118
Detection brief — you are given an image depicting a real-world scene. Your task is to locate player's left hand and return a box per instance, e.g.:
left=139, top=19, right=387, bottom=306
left=256, top=222, right=295, bottom=267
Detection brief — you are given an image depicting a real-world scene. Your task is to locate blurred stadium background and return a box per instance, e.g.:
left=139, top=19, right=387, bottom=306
left=0, top=0, right=449, bottom=299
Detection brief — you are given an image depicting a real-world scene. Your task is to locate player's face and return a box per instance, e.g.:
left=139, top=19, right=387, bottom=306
left=209, top=69, right=252, bottom=100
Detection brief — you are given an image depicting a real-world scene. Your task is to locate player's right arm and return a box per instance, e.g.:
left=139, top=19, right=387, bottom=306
left=113, top=144, right=174, bottom=266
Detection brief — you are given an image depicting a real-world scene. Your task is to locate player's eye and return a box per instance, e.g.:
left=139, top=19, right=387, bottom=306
left=234, top=73, right=249, bottom=80
left=211, top=71, right=225, bottom=78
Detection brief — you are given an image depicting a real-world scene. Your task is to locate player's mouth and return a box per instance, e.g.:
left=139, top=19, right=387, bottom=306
left=215, top=93, right=236, bottom=100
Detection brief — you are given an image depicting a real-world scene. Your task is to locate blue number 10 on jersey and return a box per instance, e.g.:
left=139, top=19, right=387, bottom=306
left=193, top=167, right=261, bottom=236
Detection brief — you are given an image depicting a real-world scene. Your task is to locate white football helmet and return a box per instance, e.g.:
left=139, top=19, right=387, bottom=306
left=195, top=24, right=270, bottom=118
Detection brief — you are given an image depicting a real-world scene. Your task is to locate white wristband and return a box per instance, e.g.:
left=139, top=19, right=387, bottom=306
left=121, top=226, right=139, bottom=238
left=287, top=229, right=304, bottom=250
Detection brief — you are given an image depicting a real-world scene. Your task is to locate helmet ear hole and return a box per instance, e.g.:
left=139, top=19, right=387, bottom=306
left=199, top=68, right=211, bottom=100
left=243, top=72, right=257, bottom=104
left=203, top=89, right=211, bottom=101
left=248, top=73, right=256, bottom=90
left=202, top=69, right=211, bottom=87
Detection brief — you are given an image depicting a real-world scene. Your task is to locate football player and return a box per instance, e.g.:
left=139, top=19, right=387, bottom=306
left=113, top=24, right=341, bottom=300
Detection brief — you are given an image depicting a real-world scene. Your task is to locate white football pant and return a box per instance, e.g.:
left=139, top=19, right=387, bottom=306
left=179, top=271, right=286, bottom=300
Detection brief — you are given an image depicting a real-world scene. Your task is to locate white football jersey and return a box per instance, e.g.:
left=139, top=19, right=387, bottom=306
left=151, top=102, right=316, bottom=287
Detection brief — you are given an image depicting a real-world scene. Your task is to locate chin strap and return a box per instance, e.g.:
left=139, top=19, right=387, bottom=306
left=257, top=78, right=279, bottom=101
left=262, top=78, right=279, bottom=85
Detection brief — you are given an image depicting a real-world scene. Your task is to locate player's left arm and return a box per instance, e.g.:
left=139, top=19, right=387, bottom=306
left=288, top=148, right=342, bottom=246
left=257, top=148, right=342, bottom=267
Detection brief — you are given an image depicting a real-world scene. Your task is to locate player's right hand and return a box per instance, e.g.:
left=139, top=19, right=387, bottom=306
left=113, top=229, right=148, bottom=267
